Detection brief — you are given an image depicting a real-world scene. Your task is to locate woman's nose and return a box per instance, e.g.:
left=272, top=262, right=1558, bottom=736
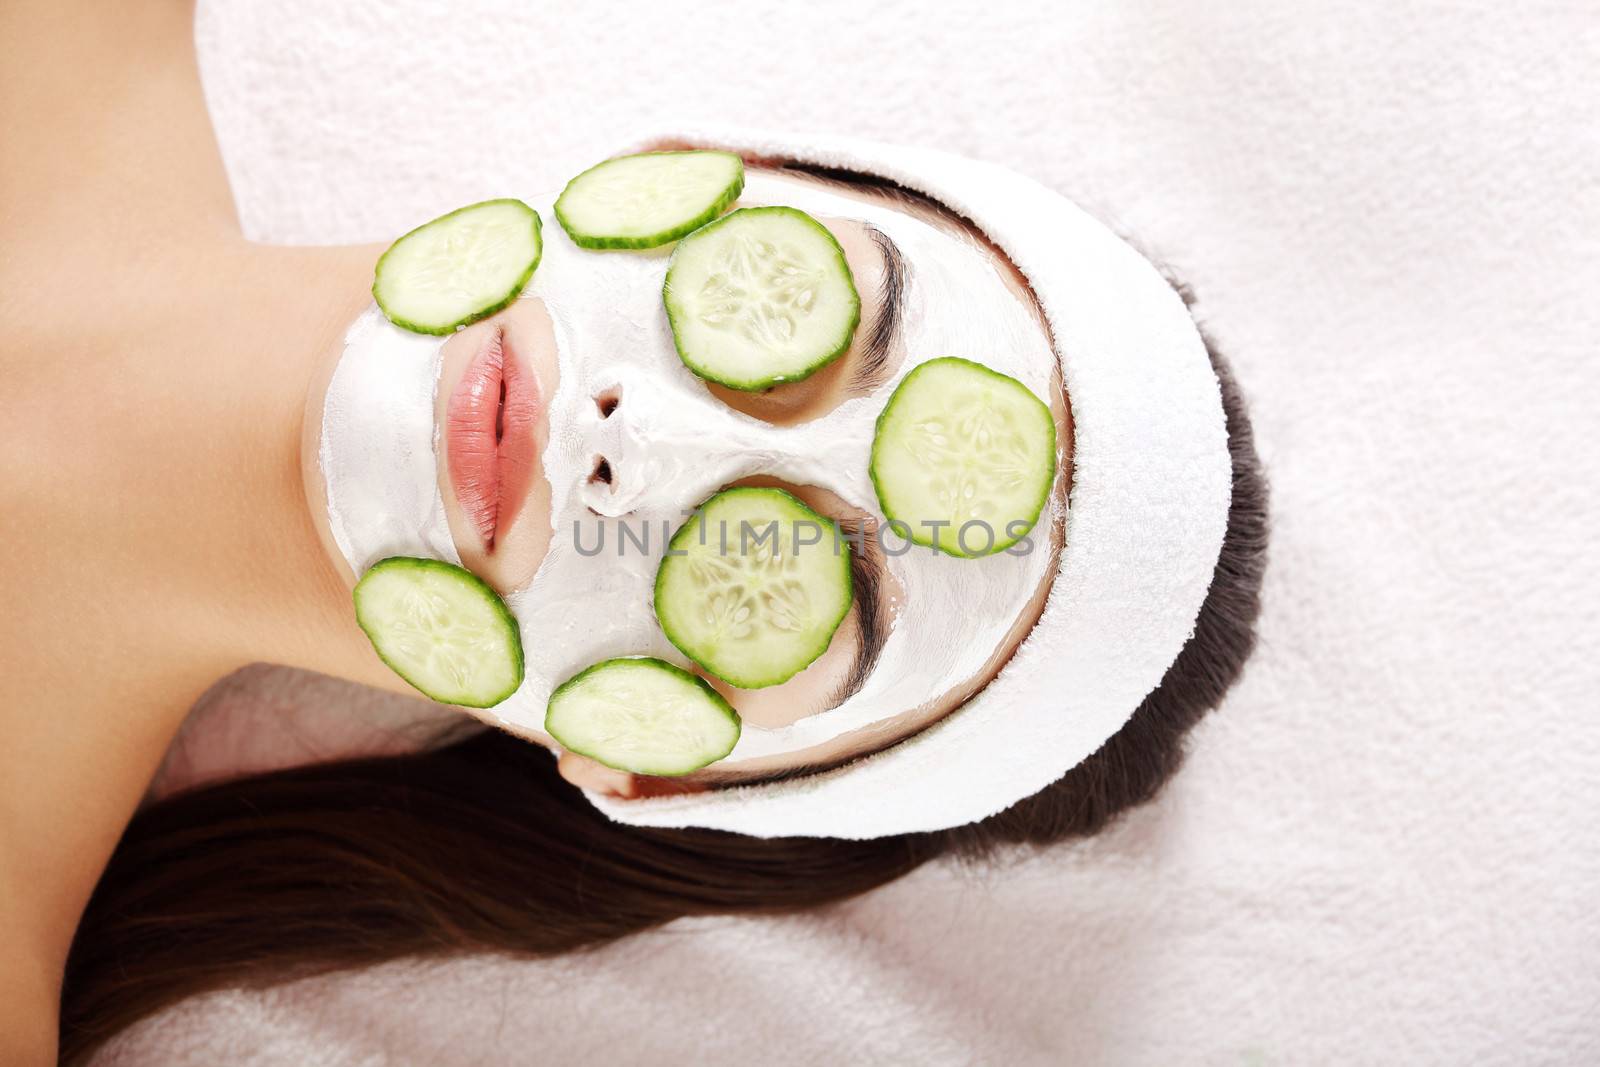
left=578, top=380, right=771, bottom=518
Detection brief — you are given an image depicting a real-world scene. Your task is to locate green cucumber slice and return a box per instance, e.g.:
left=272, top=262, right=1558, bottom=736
left=663, top=206, right=860, bottom=391
left=353, top=557, right=524, bottom=708
left=870, top=357, right=1057, bottom=558
left=546, top=657, right=741, bottom=776
left=554, top=150, right=745, bottom=250
left=372, top=198, right=543, bottom=335
left=655, top=487, right=853, bottom=689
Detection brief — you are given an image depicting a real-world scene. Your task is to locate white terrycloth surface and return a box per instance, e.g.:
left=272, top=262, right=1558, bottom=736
left=101, top=1, right=1600, bottom=1063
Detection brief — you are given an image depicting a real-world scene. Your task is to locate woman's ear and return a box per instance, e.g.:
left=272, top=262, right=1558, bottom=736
left=554, top=750, right=713, bottom=799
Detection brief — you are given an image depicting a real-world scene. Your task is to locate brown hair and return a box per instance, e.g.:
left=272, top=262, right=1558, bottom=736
left=60, top=331, right=1267, bottom=1064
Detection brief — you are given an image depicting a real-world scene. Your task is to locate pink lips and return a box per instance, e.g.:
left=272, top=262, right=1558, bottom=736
left=447, top=326, right=539, bottom=551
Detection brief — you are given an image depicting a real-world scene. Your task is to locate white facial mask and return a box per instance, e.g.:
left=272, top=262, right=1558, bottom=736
left=320, top=171, right=1060, bottom=764
left=319, top=312, right=459, bottom=574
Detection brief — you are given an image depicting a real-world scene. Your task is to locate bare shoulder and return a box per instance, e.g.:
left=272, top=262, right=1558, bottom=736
left=0, top=1, right=240, bottom=332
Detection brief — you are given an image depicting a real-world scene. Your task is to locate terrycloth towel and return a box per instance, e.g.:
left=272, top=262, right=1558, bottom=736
left=101, top=0, right=1600, bottom=1063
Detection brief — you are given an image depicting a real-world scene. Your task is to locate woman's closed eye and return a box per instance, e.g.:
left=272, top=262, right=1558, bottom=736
left=676, top=478, right=899, bottom=736
left=703, top=219, right=906, bottom=424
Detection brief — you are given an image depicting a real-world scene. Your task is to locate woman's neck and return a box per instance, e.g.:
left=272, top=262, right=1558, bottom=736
left=53, top=239, right=388, bottom=674
left=0, top=5, right=425, bottom=1055
left=0, top=232, right=396, bottom=1003
left=171, top=239, right=402, bottom=684
left=3, top=0, right=404, bottom=687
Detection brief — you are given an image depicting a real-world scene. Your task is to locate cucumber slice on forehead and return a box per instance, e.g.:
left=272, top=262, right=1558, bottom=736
left=555, top=150, right=745, bottom=250
left=870, top=357, right=1057, bottom=558
left=663, top=207, right=861, bottom=391
left=546, top=657, right=741, bottom=777
left=353, top=557, right=524, bottom=708
left=372, top=198, right=543, bottom=336
left=655, top=487, right=854, bottom=689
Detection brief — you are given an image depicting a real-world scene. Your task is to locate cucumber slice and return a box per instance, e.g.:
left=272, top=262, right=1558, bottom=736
left=663, top=206, right=860, bottom=391
left=372, top=198, right=543, bottom=335
left=655, top=487, right=853, bottom=689
left=546, top=657, right=740, bottom=777
left=554, top=150, right=745, bottom=250
left=353, top=557, right=524, bottom=708
left=870, top=357, right=1057, bottom=558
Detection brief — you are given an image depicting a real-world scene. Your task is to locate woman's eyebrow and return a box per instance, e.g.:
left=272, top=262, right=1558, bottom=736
left=849, top=224, right=904, bottom=393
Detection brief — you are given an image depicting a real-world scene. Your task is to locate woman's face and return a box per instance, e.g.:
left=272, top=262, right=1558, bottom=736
left=307, top=164, right=1072, bottom=796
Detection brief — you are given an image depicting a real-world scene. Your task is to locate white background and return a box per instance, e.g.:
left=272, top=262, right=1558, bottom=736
left=105, top=1, right=1600, bottom=1063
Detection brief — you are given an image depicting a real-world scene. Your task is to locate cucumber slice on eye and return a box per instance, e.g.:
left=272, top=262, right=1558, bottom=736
left=554, top=150, right=745, bottom=250
left=353, top=557, right=524, bottom=708
left=663, top=206, right=861, bottom=391
left=870, top=357, right=1057, bottom=558
left=372, top=198, right=543, bottom=336
left=546, top=657, right=741, bottom=777
left=654, top=487, right=854, bottom=689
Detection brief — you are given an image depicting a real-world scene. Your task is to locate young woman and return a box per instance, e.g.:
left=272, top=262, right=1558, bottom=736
left=1, top=3, right=1267, bottom=1063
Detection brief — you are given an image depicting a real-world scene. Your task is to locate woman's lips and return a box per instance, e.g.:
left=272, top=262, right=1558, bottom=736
left=447, top=326, right=540, bottom=551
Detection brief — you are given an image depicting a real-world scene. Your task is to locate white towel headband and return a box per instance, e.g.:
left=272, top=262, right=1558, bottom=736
left=574, top=130, right=1232, bottom=840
